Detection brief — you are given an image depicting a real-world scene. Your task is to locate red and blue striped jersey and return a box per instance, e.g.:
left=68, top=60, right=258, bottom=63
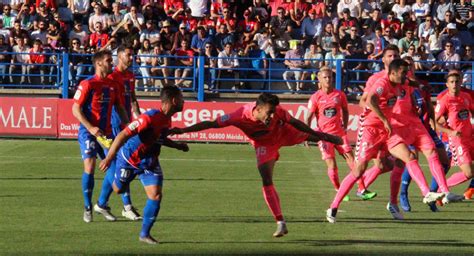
left=109, top=68, right=136, bottom=127
left=73, top=75, right=120, bottom=136
left=120, top=109, right=171, bottom=169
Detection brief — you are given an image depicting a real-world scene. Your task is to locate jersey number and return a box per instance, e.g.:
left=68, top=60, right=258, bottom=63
left=256, top=147, right=267, bottom=156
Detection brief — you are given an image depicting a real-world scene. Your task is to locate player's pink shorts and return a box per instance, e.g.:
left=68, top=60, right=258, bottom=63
left=449, top=136, right=473, bottom=166
left=398, top=124, right=435, bottom=151
left=355, top=125, right=389, bottom=163
left=254, top=126, right=309, bottom=166
left=386, top=126, right=409, bottom=150
left=319, top=134, right=352, bottom=160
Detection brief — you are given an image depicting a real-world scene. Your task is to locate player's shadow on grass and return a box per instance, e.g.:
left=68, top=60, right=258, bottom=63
left=341, top=216, right=474, bottom=225
left=0, top=177, right=77, bottom=180
left=0, top=195, right=23, bottom=198
left=294, top=239, right=474, bottom=248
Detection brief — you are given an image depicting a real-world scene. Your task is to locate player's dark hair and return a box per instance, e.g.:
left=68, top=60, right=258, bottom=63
left=117, top=45, right=133, bottom=55
left=256, top=93, right=280, bottom=107
left=160, top=85, right=182, bottom=102
left=382, top=44, right=399, bottom=56
left=388, top=58, right=409, bottom=73
left=92, top=50, right=112, bottom=65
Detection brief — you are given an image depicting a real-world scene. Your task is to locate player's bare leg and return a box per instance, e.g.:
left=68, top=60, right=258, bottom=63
left=258, top=160, right=288, bottom=237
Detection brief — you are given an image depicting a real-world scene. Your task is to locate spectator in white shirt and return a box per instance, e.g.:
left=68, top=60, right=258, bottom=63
left=123, top=5, right=145, bottom=30
left=9, top=36, right=29, bottom=84
left=88, top=4, right=108, bottom=33
left=30, top=21, right=48, bottom=45
left=217, top=42, right=241, bottom=90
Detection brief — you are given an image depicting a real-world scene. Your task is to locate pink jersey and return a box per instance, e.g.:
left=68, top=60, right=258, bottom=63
left=216, top=103, right=292, bottom=145
left=364, top=70, right=387, bottom=93
left=363, top=75, right=399, bottom=127
left=391, top=84, right=418, bottom=127
left=360, top=70, right=388, bottom=119
left=435, top=91, right=473, bottom=139
left=307, top=89, right=348, bottom=136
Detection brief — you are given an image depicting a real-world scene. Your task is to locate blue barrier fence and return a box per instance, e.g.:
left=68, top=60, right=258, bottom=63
left=0, top=52, right=473, bottom=101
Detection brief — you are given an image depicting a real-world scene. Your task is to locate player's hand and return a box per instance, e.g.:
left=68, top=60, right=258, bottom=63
left=169, top=127, right=184, bottom=135
left=304, top=141, right=310, bottom=148
left=99, top=158, right=111, bottom=172
left=177, top=142, right=189, bottom=152
left=89, top=127, right=103, bottom=137
left=450, top=130, right=461, bottom=137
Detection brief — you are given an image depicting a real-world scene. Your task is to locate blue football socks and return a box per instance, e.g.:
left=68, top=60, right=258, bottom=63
left=82, top=172, right=94, bottom=210
left=140, top=199, right=161, bottom=238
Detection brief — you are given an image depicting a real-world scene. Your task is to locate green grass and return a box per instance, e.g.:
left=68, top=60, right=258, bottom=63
left=0, top=139, right=473, bottom=255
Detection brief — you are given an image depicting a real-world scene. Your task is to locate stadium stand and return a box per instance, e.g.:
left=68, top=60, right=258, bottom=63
left=0, top=0, right=473, bottom=101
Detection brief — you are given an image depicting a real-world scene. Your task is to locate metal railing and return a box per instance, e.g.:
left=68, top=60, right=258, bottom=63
left=0, top=52, right=473, bottom=100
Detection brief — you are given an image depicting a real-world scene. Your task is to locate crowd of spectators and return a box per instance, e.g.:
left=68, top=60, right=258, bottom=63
left=0, top=0, right=473, bottom=92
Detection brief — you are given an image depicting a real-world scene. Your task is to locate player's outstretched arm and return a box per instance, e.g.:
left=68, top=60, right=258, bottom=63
left=162, top=138, right=189, bottom=152
left=169, top=120, right=220, bottom=135
left=99, top=130, right=132, bottom=171
left=288, top=117, right=343, bottom=145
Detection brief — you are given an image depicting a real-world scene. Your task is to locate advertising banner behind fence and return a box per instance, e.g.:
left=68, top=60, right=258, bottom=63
left=1, top=98, right=362, bottom=143
left=0, top=97, right=58, bottom=137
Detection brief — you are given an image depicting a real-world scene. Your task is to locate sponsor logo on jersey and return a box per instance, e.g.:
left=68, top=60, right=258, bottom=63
left=457, top=109, right=469, bottom=120
left=324, top=107, right=337, bottom=117
left=387, top=96, right=397, bottom=107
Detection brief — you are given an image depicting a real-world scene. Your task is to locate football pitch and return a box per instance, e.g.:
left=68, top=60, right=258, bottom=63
left=0, top=139, right=473, bottom=255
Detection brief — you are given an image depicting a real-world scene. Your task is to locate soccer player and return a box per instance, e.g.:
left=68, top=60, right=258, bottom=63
left=326, top=59, right=445, bottom=223
left=436, top=77, right=474, bottom=200
left=435, top=72, right=474, bottom=190
left=306, top=67, right=375, bottom=200
left=72, top=50, right=129, bottom=223
left=354, top=45, right=401, bottom=197
left=95, top=45, right=143, bottom=221
left=99, top=85, right=189, bottom=245
left=386, top=58, right=464, bottom=215
left=398, top=58, right=453, bottom=212
left=170, top=93, right=343, bottom=237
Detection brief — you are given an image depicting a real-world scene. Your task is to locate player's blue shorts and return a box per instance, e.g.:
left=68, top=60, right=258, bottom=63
left=112, top=125, right=121, bottom=139
left=428, top=128, right=444, bottom=149
left=113, top=151, right=163, bottom=192
left=78, top=128, right=106, bottom=160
